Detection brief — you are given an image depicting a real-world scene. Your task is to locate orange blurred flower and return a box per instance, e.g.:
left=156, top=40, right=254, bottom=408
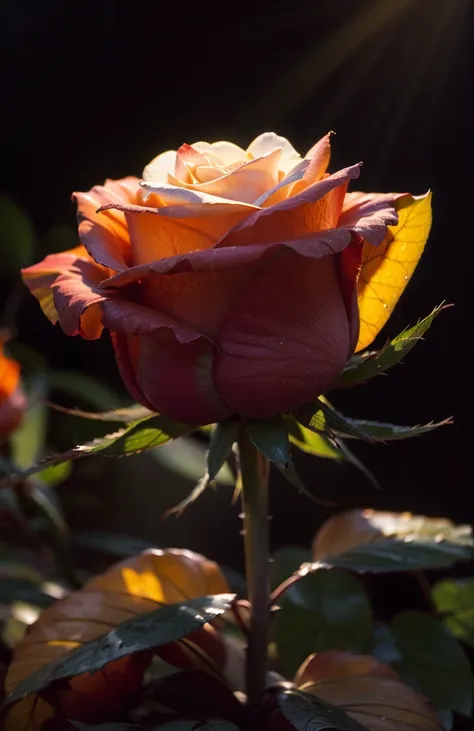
left=22, top=134, right=431, bottom=425
left=0, top=337, right=26, bottom=439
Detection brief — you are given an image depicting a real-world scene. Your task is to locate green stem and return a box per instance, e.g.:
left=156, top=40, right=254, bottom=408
left=238, top=428, right=270, bottom=719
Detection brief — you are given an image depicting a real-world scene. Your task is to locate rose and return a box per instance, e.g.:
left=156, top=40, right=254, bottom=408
left=0, top=337, right=26, bottom=438
left=21, top=133, right=427, bottom=426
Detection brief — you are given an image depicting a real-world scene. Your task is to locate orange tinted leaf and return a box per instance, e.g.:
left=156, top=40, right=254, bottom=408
left=357, top=192, right=432, bottom=352
left=312, top=509, right=473, bottom=572
left=4, top=549, right=229, bottom=731
left=295, top=651, right=441, bottom=731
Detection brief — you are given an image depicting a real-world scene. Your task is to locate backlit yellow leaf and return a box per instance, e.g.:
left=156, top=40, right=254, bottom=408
left=356, top=192, right=432, bottom=352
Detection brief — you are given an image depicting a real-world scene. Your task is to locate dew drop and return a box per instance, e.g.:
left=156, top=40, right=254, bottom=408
left=383, top=303, right=389, bottom=309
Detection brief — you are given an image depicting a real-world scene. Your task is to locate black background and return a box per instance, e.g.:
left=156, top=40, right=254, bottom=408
left=1, top=0, right=473, bottom=555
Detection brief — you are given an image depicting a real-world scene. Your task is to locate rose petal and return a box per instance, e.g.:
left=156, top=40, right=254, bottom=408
left=253, top=158, right=311, bottom=207
left=192, top=140, right=246, bottom=166
left=218, top=163, right=361, bottom=247
left=339, top=191, right=402, bottom=245
left=110, top=333, right=157, bottom=411
left=167, top=148, right=282, bottom=203
left=102, top=299, right=202, bottom=344
left=51, top=258, right=113, bottom=340
left=0, top=344, right=21, bottom=399
left=246, top=132, right=302, bottom=173
left=73, top=177, right=139, bottom=271
left=136, top=333, right=232, bottom=425
left=214, top=253, right=350, bottom=417
left=290, top=131, right=333, bottom=195
left=100, top=228, right=352, bottom=288
left=21, top=246, right=103, bottom=334
left=336, top=235, right=365, bottom=353
left=142, top=149, right=177, bottom=182
left=175, top=143, right=210, bottom=182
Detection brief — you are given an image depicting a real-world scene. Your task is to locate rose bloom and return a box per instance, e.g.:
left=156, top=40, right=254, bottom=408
left=22, top=133, right=417, bottom=425
left=0, top=339, right=26, bottom=438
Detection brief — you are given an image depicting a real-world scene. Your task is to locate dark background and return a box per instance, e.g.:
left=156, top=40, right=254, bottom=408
left=0, top=0, right=473, bottom=563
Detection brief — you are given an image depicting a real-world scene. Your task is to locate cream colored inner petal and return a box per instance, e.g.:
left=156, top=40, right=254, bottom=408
left=142, top=150, right=177, bottom=182
left=192, top=140, right=246, bottom=166
left=246, top=132, right=302, bottom=174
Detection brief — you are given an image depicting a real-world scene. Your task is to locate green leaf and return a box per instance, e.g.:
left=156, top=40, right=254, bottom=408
left=334, top=417, right=453, bottom=442
left=274, top=689, right=370, bottom=731
left=296, top=400, right=373, bottom=442
left=2, top=594, right=234, bottom=709
left=207, top=420, right=239, bottom=482
left=432, top=578, right=474, bottom=648
left=49, top=371, right=122, bottom=410
left=245, top=416, right=313, bottom=498
left=370, top=624, right=402, bottom=665
left=275, top=569, right=372, bottom=677
left=21, top=481, right=68, bottom=537
left=313, top=510, right=474, bottom=572
left=391, top=611, right=473, bottom=715
left=35, top=459, right=72, bottom=486
left=72, top=531, right=156, bottom=558
left=10, top=375, right=49, bottom=469
left=0, top=196, right=35, bottom=273
left=246, top=415, right=291, bottom=468
left=271, top=547, right=312, bottom=591
left=340, top=305, right=448, bottom=386
left=286, top=417, right=343, bottom=460
left=0, top=413, right=192, bottom=486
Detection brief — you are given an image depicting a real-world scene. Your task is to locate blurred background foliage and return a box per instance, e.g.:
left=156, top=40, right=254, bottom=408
left=0, top=0, right=472, bottom=575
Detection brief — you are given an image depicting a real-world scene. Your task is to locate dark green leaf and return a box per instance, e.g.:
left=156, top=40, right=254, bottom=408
left=72, top=531, right=156, bottom=558
left=3, top=594, right=234, bottom=709
left=335, top=417, right=452, bottom=442
left=22, top=481, right=68, bottom=537
left=275, top=689, right=370, bottom=731
left=245, top=416, right=318, bottom=500
left=207, top=420, right=239, bottom=482
left=0, top=413, right=192, bottom=486
left=391, top=611, right=473, bottom=715
left=0, top=196, right=35, bottom=273
left=271, top=547, right=312, bottom=591
left=432, top=578, right=474, bottom=648
left=437, top=711, right=453, bottom=731
left=0, top=578, right=54, bottom=608
left=246, top=415, right=291, bottom=469
left=296, top=401, right=373, bottom=442
left=313, top=510, right=474, bottom=572
left=275, top=569, right=372, bottom=677
left=339, top=305, right=448, bottom=386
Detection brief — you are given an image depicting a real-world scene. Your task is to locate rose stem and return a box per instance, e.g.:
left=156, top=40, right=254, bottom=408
left=238, top=427, right=270, bottom=721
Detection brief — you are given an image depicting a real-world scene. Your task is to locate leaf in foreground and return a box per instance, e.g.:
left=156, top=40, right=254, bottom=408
left=293, top=650, right=442, bottom=731
left=312, top=509, right=474, bottom=572
left=4, top=594, right=233, bottom=707
left=3, top=549, right=230, bottom=731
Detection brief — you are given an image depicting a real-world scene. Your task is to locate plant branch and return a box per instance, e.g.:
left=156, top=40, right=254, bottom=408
left=238, top=428, right=270, bottom=721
